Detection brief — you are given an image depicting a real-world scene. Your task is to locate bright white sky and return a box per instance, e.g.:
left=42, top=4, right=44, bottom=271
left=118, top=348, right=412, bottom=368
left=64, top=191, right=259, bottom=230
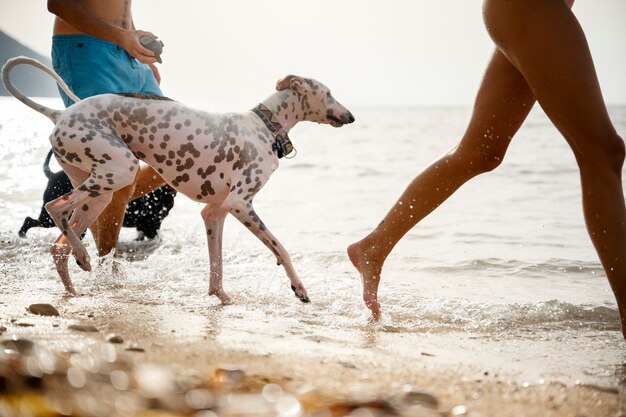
left=1, top=0, right=625, bottom=108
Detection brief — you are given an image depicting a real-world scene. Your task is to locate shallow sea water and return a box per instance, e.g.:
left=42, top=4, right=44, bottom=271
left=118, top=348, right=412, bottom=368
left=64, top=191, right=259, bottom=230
left=1, top=97, right=625, bottom=388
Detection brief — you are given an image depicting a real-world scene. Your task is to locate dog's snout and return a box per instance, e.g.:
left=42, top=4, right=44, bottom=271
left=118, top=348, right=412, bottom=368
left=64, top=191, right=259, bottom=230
left=340, top=112, right=355, bottom=125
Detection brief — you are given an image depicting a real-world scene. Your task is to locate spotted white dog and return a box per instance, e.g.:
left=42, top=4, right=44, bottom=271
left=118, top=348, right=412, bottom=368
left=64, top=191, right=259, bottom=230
left=2, top=56, right=355, bottom=303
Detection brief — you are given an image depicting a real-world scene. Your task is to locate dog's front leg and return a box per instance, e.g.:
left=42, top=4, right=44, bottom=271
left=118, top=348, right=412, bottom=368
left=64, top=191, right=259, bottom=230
left=201, top=205, right=232, bottom=304
left=45, top=189, right=95, bottom=274
left=49, top=193, right=112, bottom=295
left=229, top=201, right=310, bottom=303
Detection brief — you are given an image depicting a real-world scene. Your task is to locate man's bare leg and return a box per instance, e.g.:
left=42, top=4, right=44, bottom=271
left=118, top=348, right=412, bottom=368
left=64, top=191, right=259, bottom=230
left=483, top=0, right=626, bottom=336
left=349, top=0, right=626, bottom=338
left=348, top=49, right=536, bottom=319
left=129, top=165, right=166, bottom=201
left=90, top=180, right=136, bottom=257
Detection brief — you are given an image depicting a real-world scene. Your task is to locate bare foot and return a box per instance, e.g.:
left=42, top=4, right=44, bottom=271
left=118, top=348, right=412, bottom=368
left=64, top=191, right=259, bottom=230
left=347, top=240, right=383, bottom=321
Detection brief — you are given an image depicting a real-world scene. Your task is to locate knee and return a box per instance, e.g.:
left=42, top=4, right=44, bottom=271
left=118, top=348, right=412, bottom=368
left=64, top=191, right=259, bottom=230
left=451, top=145, right=507, bottom=176
left=577, top=132, right=625, bottom=174
left=605, top=133, right=625, bottom=171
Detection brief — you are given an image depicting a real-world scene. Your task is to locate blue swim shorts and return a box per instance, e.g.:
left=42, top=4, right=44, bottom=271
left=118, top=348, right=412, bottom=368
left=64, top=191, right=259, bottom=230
left=52, top=34, right=162, bottom=108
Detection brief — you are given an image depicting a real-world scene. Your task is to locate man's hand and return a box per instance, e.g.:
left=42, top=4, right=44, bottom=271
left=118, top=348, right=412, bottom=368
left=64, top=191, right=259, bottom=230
left=117, top=29, right=159, bottom=64
left=149, top=64, right=161, bottom=85
left=48, top=0, right=160, bottom=65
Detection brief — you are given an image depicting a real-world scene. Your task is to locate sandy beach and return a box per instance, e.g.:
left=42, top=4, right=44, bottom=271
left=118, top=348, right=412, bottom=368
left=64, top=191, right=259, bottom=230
left=2, top=0, right=626, bottom=411
left=0, top=286, right=623, bottom=417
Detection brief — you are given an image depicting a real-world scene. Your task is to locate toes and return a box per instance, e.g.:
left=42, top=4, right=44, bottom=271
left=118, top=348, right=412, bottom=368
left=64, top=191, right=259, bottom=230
left=364, top=295, right=381, bottom=320
left=370, top=305, right=381, bottom=321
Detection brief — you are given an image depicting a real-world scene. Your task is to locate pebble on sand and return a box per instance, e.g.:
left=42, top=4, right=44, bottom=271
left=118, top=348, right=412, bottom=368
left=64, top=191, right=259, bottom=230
left=27, top=303, right=60, bottom=317
left=68, top=324, right=99, bottom=333
left=401, top=390, right=440, bottom=409
left=126, top=343, right=145, bottom=352
left=106, top=333, right=124, bottom=344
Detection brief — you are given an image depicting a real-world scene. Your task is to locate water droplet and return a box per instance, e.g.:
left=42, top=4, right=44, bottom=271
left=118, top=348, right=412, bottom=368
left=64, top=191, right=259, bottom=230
left=67, top=366, right=86, bottom=388
left=111, top=370, right=129, bottom=391
left=276, top=395, right=301, bottom=416
left=186, top=388, right=215, bottom=410
left=450, top=404, right=468, bottom=415
left=262, top=383, right=283, bottom=402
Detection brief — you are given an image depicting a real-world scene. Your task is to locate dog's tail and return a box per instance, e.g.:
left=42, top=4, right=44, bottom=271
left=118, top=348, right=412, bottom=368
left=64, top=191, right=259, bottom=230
left=1, top=56, right=80, bottom=124
left=43, top=149, right=56, bottom=179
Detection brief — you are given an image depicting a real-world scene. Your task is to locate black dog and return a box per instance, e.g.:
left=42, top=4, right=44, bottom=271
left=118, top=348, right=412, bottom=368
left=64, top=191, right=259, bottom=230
left=122, top=185, right=176, bottom=240
left=19, top=150, right=176, bottom=240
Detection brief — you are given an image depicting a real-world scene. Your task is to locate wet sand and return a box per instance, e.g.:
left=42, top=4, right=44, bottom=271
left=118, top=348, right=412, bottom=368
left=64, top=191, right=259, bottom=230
left=0, top=287, right=622, bottom=417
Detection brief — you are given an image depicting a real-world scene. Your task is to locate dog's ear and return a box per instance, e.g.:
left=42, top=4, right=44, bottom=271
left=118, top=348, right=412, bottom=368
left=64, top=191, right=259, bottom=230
left=276, top=75, right=303, bottom=91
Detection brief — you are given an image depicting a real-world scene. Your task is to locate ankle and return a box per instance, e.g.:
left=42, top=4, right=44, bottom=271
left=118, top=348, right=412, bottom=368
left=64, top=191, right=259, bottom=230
left=357, top=236, right=388, bottom=267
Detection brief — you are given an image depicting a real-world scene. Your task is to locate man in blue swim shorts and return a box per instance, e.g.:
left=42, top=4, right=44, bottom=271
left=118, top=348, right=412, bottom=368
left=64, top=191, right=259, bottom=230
left=45, top=0, right=176, bottom=256
left=51, top=34, right=162, bottom=107
left=49, top=0, right=163, bottom=104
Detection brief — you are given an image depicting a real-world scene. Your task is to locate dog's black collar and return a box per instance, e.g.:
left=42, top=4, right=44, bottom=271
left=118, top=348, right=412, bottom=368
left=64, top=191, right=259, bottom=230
left=252, top=104, right=295, bottom=159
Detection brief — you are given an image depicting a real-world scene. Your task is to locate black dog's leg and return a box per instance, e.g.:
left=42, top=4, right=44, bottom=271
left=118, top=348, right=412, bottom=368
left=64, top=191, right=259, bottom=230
left=18, top=217, right=42, bottom=237
left=19, top=149, right=75, bottom=237
left=125, top=186, right=176, bottom=240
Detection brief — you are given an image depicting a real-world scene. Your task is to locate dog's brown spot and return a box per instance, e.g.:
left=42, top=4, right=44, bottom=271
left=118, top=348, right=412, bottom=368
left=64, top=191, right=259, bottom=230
left=197, top=166, right=216, bottom=179
left=183, top=158, right=194, bottom=170
left=200, top=180, right=215, bottom=196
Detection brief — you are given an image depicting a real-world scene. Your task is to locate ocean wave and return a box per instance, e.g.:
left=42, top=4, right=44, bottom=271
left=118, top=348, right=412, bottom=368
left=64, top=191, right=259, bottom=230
left=415, top=257, right=604, bottom=278
left=382, top=297, right=619, bottom=333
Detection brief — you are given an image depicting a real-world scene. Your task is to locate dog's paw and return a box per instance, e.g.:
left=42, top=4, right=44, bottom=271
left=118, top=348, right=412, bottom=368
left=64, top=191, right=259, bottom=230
left=220, top=296, right=233, bottom=305
left=291, top=285, right=310, bottom=303
left=67, top=291, right=90, bottom=297
left=209, top=288, right=233, bottom=305
left=74, top=252, right=92, bottom=272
